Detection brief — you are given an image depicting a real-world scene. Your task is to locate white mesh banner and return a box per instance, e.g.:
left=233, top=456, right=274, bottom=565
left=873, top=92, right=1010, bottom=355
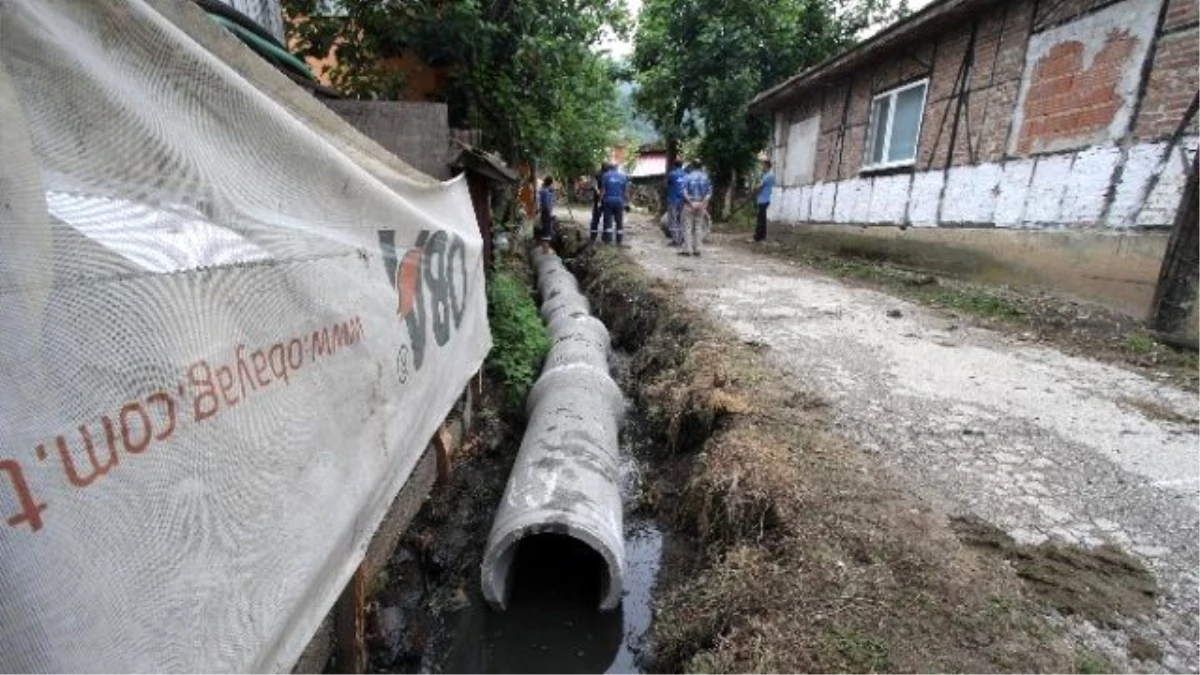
left=0, top=0, right=490, bottom=671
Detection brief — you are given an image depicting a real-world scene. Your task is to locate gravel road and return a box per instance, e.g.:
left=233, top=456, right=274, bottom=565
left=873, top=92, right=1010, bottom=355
left=606, top=213, right=1199, bottom=673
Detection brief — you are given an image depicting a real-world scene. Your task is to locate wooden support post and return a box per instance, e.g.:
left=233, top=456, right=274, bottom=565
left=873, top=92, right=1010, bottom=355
left=1149, top=154, right=1199, bottom=336
left=334, top=566, right=367, bottom=674
left=433, top=425, right=454, bottom=483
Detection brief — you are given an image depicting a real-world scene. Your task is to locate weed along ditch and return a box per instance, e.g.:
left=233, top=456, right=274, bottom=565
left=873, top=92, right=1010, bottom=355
left=361, top=226, right=1164, bottom=674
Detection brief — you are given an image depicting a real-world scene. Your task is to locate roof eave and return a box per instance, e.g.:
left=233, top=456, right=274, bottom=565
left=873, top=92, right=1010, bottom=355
left=749, top=0, right=1000, bottom=115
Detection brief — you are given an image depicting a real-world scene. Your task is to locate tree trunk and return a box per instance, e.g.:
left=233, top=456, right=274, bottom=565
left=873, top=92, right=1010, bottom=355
left=661, top=136, right=679, bottom=217
left=721, top=170, right=736, bottom=222
left=1148, top=154, right=1199, bottom=336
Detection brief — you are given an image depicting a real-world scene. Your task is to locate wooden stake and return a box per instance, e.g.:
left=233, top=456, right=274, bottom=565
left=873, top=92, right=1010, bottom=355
left=334, top=566, right=367, bottom=674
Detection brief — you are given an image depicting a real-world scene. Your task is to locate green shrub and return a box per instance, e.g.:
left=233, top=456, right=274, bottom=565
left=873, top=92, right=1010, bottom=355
left=486, top=271, right=551, bottom=410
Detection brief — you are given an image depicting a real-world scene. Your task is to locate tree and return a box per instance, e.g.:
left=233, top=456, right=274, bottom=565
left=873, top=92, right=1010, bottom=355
left=541, top=56, right=624, bottom=183
left=283, top=0, right=627, bottom=167
left=631, top=0, right=908, bottom=218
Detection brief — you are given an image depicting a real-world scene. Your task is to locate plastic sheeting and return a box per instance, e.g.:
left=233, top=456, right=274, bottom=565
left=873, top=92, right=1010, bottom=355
left=0, top=0, right=490, bottom=671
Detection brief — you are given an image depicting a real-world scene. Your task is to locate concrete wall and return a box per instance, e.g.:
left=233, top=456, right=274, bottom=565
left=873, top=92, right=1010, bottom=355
left=784, top=223, right=1170, bottom=318
left=324, top=100, right=452, bottom=179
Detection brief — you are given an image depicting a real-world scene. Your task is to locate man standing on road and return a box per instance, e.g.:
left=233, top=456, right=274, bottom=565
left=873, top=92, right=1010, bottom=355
left=681, top=161, right=712, bottom=257
left=537, top=176, right=555, bottom=255
left=754, top=159, right=775, bottom=243
left=601, top=161, right=629, bottom=245
left=665, top=160, right=686, bottom=247
left=589, top=163, right=608, bottom=243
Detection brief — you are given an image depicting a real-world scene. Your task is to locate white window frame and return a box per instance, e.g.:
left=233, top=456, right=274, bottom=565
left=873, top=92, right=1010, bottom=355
left=862, top=79, right=929, bottom=172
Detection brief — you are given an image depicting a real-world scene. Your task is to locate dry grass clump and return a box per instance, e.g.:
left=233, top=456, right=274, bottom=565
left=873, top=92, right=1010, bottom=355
left=684, top=426, right=801, bottom=545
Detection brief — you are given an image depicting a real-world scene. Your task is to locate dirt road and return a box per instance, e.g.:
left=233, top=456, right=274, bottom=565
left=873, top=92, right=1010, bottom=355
left=607, top=213, right=1199, bottom=672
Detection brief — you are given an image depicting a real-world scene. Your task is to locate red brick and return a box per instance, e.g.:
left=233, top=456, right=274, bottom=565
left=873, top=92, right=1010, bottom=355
left=848, top=77, right=873, bottom=126
left=1035, top=0, right=1112, bottom=30
left=1016, top=29, right=1136, bottom=153
left=929, top=28, right=972, bottom=101
left=821, top=82, right=849, bottom=132
left=918, top=96, right=956, bottom=169
left=1163, top=0, right=1199, bottom=32
left=1135, top=27, right=1200, bottom=139
left=838, top=125, right=867, bottom=178
left=815, top=130, right=840, bottom=182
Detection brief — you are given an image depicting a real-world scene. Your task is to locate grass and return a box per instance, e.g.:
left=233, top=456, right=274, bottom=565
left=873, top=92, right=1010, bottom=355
left=484, top=266, right=551, bottom=410
left=915, top=286, right=1027, bottom=321
left=821, top=627, right=890, bottom=673
left=1075, top=651, right=1114, bottom=674
left=1123, top=332, right=1157, bottom=355
left=801, top=251, right=1027, bottom=324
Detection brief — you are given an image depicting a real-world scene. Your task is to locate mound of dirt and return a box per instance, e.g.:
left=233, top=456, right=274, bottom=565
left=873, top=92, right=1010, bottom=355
left=951, top=515, right=1158, bottom=628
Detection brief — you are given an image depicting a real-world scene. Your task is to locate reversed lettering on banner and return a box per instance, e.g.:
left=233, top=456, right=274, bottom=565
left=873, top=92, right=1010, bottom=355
left=0, top=316, right=364, bottom=535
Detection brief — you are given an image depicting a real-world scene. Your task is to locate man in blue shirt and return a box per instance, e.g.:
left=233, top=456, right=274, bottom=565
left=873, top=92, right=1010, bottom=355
left=681, top=161, right=712, bottom=257
left=601, top=162, right=629, bottom=245
left=589, top=163, right=607, bottom=243
left=754, top=159, right=775, bottom=242
left=665, top=160, right=686, bottom=247
left=537, top=176, right=555, bottom=255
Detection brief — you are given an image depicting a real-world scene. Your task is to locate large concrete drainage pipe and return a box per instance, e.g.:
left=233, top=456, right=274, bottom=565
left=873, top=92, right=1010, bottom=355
left=481, top=250, right=626, bottom=612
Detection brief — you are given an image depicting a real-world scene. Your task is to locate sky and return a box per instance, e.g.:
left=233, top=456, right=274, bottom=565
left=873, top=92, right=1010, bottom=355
left=596, top=0, right=937, bottom=60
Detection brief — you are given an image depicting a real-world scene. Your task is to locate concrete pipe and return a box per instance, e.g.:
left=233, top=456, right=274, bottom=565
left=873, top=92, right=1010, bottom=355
left=540, top=291, right=591, bottom=326
left=481, top=384, right=624, bottom=611
left=546, top=314, right=611, bottom=353
left=481, top=253, right=626, bottom=612
left=537, top=264, right=578, bottom=297
left=526, top=361, right=624, bottom=420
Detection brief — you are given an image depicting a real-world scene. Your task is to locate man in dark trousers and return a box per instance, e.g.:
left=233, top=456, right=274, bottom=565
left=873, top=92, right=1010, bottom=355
left=589, top=163, right=609, bottom=242
left=754, top=159, right=775, bottom=242
left=665, top=160, right=686, bottom=247
left=601, top=161, right=629, bottom=245
left=537, top=176, right=555, bottom=255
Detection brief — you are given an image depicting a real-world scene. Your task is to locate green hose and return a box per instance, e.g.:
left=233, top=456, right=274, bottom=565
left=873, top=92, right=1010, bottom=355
left=208, top=14, right=316, bottom=83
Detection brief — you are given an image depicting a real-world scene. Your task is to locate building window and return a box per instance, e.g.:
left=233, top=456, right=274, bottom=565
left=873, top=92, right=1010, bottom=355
left=864, top=79, right=928, bottom=170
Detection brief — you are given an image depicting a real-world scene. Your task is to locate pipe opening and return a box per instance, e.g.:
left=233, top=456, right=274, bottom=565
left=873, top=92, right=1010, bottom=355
left=501, top=533, right=613, bottom=610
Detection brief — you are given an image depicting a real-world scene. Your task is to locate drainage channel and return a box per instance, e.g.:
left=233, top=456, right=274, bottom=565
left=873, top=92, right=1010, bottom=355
left=432, top=247, right=665, bottom=674
left=432, top=402, right=666, bottom=674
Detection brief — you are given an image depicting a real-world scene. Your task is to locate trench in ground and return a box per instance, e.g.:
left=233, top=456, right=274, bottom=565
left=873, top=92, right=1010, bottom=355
left=433, top=388, right=665, bottom=674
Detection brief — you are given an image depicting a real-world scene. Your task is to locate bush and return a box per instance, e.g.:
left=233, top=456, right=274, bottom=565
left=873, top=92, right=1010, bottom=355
left=486, top=270, right=551, bottom=411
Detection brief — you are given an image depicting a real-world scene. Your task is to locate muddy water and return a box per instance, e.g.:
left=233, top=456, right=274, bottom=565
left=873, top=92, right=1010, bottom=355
left=433, top=519, right=662, bottom=674
left=428, top=392, right=665, bottom=675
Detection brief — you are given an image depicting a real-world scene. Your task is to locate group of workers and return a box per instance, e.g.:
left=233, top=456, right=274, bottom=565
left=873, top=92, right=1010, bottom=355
left=534, top=160, right=633, bottom=254
left=535, top=156, right=775, bottom=257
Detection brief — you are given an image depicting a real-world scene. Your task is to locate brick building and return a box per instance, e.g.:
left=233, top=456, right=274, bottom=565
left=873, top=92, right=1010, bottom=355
left=750, top=0, right=1197, bottom=318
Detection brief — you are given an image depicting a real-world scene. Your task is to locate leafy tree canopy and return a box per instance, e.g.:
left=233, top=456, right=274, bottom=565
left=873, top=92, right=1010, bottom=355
left=284, top=0, right=628, bottom=172
left=631, top=0, right=908, bottom=202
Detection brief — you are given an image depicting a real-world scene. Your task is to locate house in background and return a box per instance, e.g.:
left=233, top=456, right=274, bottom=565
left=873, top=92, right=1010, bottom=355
left=751, top=0, right=1197, bottom=321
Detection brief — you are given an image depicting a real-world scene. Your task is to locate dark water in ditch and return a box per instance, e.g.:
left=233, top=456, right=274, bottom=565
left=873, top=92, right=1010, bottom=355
left=429, top=370, right=666, bottom=675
